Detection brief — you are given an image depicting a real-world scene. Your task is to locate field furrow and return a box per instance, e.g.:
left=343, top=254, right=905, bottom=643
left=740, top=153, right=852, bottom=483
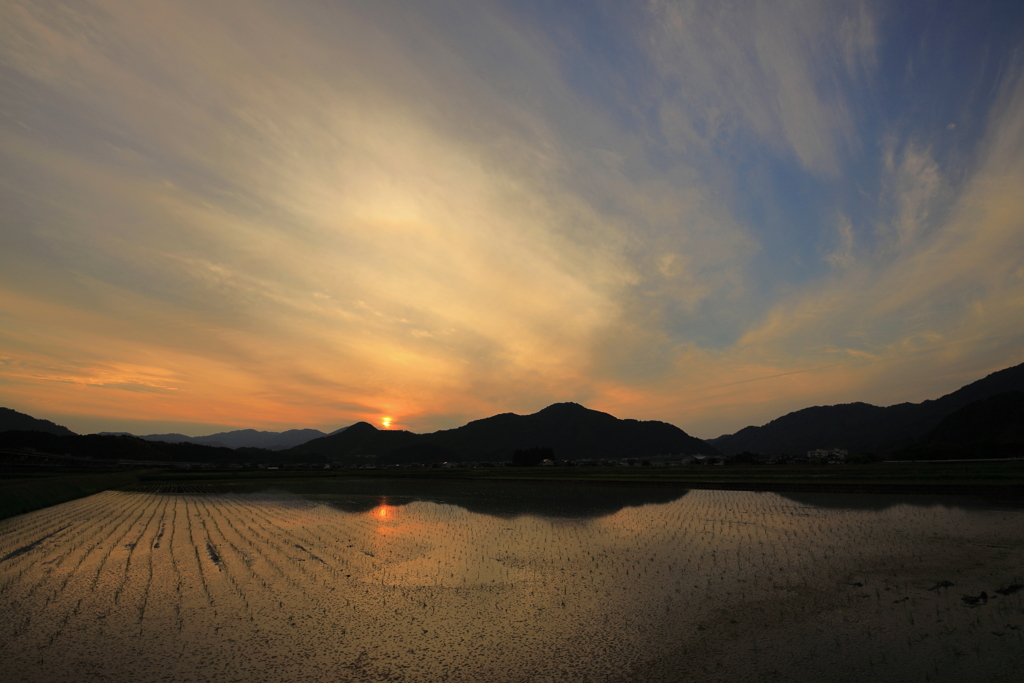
left=2, top=484, right=1022, bottom=682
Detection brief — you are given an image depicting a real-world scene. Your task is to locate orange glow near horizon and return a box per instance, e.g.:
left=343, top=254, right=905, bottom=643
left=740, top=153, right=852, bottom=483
left=4, top=1, right=1024, bottom=447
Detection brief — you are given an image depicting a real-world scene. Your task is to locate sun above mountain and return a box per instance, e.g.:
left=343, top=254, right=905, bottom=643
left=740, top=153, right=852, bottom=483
left=2, top=0, right=1022, bottom=443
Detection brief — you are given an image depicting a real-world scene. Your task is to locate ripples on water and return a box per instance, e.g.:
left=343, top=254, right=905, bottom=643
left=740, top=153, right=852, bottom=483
left=1, top=481, right=1022, bottom=682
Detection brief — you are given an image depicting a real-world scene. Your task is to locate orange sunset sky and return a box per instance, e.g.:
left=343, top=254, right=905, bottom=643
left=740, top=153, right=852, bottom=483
left=2, top=0, right=1023, bottom=438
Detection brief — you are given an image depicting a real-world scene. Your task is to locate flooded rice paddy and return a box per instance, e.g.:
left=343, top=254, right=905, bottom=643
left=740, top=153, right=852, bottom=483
left=1, top=479, right=1023, bottom=682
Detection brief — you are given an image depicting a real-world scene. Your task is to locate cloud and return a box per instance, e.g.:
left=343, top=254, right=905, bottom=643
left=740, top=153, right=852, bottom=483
left=0, top=0, right=651, bottom=430
left=883, top=142, right=945, bottom=249
left=0, top=0, right=1021, bottom=441
left=612, top=61, right=1024, bottom=436
left=646, top=0, right=877, bottom=175
left=825, top=214, right=855, bottom=268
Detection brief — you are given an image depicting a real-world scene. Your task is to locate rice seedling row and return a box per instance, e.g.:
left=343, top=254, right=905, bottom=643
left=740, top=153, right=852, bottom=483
left=2, top=485, right=1022, bottom=682
left=0, top=491, right=158, bottom=668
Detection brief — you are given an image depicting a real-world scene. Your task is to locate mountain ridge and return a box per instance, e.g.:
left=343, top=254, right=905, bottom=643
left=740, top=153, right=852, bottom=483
left=286, top=402, right=715, bottom=463
left=133, top=428, right=328, bottom=451
left=895, top=391, right=1024, bottom=460
left=5, top=361, right=1023, bottom=462
left=708, top=362, right=1024, bottom=456
left=0, top=408, right=77, bottom=437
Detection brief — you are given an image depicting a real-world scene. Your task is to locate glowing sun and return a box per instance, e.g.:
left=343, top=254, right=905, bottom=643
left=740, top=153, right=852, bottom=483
left=381, top=416, right=392, bottom=428
left=372, top=504, right=396, bottom=521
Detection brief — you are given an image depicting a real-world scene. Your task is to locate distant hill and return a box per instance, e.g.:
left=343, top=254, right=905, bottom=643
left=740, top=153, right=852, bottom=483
left=135, top=428, right=328, bottom=451
left=0, top=429, right=258, bottom=463
left=0, top=408, right=76, bottom=436
left=1, top=402, right=713, bottom=465
left=896, top=391, right=1024, bottom=460
left=287, top=402, right=716, bottom=463
left=708, top=362, right=1024, bottom=456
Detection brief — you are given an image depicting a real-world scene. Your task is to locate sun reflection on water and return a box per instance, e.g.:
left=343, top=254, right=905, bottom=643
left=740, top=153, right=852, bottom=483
left=372, top=503, right=396, bottom=519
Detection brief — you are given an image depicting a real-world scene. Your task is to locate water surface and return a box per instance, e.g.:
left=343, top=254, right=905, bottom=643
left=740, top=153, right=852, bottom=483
left=1, top=481, right=1021, bottom=682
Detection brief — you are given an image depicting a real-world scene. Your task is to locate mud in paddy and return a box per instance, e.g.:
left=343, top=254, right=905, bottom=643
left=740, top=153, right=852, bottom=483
left=1, top=481, right=1022, bottom=682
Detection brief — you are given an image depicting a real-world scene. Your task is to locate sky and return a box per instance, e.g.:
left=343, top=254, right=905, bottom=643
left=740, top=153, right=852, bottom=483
left=2, top=0, right=1024, bottom=439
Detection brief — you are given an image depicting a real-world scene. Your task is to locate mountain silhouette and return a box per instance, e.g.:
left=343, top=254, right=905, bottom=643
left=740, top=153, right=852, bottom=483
left=7, top=362, right=1022, bottom=464
left=921, top=391, right=1024, bottom=445
left=287, top=402, right=715, bottom=463
left=0, top=430, right=242, bottom=463
left=708, top=362, right=1024, bottom=456
left=0, top=408, right=76, bottom=436
left=896, top=391, right=1024, bottom=460
left=133, top=428, right=328, bottom=450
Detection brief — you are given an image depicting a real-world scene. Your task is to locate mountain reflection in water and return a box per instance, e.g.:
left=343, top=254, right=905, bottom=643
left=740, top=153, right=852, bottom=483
left=221, top=477, right=690, bottom=519
left=779, top=490, right=1024, bottom=511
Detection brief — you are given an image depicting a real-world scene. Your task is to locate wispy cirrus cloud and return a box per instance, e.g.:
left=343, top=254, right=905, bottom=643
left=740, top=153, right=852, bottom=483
left=599, top=59, right=1024, bottom=435
left=1, top=0, right=1022, bottom=438
left=646, top=0, right=877, bottom=174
